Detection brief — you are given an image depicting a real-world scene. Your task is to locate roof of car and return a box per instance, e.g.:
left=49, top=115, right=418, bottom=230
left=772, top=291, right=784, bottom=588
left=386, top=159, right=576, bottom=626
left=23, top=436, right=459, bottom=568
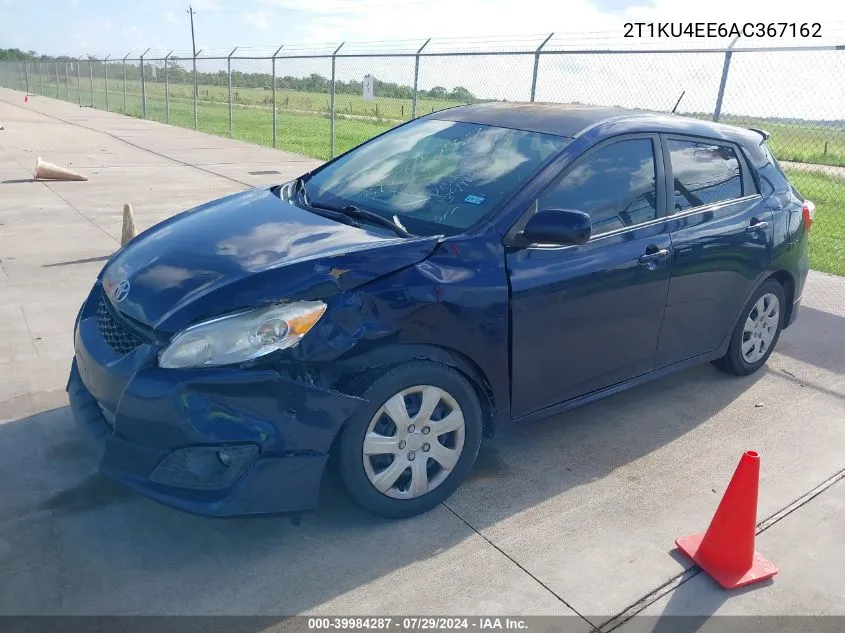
left=430, top=102, right=763, bottom=146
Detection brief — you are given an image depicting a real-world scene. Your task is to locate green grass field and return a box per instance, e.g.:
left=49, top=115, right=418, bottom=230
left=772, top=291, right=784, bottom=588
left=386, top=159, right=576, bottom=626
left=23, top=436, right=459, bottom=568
left=13, top=70, right=845, bottom=276
left=784, top=168, right=845, bottom=276
left=20, top=72, right=845, bottom=163
left=719, top=116, right=845, bottom=168
left=23, top=74, right=453, bottom=158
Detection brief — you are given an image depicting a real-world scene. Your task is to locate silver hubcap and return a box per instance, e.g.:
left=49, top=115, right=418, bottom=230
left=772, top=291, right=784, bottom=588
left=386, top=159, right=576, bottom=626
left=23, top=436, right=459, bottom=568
left=741, top=292, right=779, bottom=364
left=362, top=385, right=465, bottom=500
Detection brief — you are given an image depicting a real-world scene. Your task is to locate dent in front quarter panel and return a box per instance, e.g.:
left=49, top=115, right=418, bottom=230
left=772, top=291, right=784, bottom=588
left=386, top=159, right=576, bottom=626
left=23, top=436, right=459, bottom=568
left=321, top=232, right=512, bottom=414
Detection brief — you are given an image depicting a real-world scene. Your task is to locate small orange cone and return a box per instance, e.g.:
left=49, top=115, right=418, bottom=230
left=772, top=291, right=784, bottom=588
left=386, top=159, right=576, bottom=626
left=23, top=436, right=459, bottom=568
left=34, top=156, right=88, bottom=182
left=24, top=95, right=29, bottom=103
left=121, top=203, right=137, bottom=246
left=676, top=450, right=778, bottom=589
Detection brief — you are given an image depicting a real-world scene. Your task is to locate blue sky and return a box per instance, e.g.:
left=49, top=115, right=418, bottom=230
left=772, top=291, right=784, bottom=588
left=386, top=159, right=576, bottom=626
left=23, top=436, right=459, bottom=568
left=3, top=0, right=843, bottom=118
left=3, top=0, right=842, bottom=58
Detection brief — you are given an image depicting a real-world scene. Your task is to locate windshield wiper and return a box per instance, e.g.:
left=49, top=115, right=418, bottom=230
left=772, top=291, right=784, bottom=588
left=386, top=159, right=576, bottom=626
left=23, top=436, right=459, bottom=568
left=297, top=179, right=414, bottom=238
left=293, top=177, right=360, bottom=229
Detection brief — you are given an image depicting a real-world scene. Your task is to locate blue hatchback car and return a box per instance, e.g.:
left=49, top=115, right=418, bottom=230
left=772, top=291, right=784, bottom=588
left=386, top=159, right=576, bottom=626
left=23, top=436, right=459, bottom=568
left=68, top=103, right=813, bottom=518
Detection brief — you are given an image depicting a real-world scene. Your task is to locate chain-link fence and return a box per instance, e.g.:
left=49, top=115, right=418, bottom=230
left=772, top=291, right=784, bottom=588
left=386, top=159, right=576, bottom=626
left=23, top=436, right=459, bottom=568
left=1, top=40, right=843, bottom=275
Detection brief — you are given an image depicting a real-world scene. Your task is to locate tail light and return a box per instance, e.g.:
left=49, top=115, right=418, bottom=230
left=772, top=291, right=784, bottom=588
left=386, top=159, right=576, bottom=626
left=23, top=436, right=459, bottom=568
left=802, top=200, right=816, bottom=232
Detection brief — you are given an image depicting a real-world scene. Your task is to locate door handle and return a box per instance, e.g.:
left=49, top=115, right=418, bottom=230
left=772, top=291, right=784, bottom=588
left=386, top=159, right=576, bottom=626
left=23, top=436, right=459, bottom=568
left=747, top=218, right=769, bottom=231
left=638, top=248, right=670, bottom=264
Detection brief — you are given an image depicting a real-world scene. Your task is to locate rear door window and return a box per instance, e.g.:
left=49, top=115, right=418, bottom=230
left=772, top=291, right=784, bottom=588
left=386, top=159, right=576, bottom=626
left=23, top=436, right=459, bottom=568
left=667, top=140, right=743, bottom=212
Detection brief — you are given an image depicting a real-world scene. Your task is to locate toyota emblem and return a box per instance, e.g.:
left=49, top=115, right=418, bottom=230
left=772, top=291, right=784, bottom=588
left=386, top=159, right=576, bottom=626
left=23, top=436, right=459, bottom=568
left=113, top=280, right=131, bottom=303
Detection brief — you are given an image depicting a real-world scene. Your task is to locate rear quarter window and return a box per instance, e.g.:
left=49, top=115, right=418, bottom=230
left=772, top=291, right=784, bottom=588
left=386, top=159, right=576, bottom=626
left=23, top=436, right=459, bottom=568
left=667, top=139, right=743, bottom=212
left=757, top=142, right=794, bottom=197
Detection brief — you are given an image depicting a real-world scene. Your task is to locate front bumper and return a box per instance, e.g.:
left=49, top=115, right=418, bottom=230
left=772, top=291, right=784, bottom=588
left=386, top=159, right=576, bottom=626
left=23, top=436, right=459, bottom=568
left=68, top=287, right=363, bottom=517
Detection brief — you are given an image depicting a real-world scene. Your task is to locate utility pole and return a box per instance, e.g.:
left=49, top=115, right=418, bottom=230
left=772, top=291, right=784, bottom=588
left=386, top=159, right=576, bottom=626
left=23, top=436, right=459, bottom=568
left=187, top=4, right=199, bottom=129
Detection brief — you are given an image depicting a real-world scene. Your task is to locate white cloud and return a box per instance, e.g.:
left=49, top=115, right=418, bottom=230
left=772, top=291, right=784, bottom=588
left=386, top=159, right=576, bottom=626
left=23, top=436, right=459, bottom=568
left=71, top=32, right=89, bottom=50
left=244, top=0, right=842, bottom=119
left=192, top=0, right=220, bottom=10
left=164, top=10, right=178, bottom=24
left=252, top=0, right=843, bottom=48
left=244, top=10, right=271, bottom=30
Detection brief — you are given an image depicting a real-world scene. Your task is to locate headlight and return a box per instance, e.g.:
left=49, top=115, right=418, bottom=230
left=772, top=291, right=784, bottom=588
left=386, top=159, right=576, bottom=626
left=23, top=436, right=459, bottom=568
left=158, top=301, right=326, bottom=369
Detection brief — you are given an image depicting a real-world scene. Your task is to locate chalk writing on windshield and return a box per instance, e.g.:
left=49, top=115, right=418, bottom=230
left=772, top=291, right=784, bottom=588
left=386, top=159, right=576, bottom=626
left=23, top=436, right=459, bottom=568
left=360, top=125, right=486, bottom=215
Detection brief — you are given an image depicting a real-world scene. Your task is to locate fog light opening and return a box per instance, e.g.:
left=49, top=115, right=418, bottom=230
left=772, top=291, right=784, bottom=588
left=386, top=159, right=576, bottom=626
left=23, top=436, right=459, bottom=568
left=150, top=445, right=259, bottom=490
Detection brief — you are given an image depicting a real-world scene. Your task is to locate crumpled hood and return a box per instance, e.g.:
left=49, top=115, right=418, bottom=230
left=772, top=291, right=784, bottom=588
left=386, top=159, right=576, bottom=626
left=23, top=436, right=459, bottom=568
left=101, top=187, right=440, bottom=333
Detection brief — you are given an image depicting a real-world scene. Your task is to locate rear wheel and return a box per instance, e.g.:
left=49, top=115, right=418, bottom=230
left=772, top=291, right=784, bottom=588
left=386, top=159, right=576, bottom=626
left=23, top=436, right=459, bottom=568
left=714, top=279, right=785, bottom=376
left=337, top=361, right=483, bottom=518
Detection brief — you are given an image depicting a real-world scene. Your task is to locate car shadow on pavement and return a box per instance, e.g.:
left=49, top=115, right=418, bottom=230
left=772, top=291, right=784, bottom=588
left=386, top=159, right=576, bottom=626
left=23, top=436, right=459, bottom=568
left=775, top=306, right=845, bottom=376
left=0, top=359, right=769, bottom=618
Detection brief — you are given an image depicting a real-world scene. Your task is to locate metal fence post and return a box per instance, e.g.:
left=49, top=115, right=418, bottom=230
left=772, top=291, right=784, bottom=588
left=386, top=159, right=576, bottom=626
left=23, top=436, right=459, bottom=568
left=104, top=55, right=110, bottom=110
left=122, top=53, right=130, bottom=113
left=164, top=51, right=173, bottom=124
left=76, top=60, right=81, bottom=105
left=412, top=38, right=431, bottom=119
left=89, top=59, right=94, bottom=107
left=227, top=47, right=238, bottom=138
left=140, top=49, right=150, bottom=118
left=65, top=62, right=69, bottom=100
left=272, top=45, right=283, bottom=148
left=39, top=61, right=44, bottom=95
left=55, top=61, right=60, bottom=98
left=329, top=42, right=344, bottom=159
left=713, top=37, right=738, bottom=122
left=24, top=62, right=29, bottom=93
left=192, top=50, right=199, bottom=130
left=531, top=33, right=554, bottom=102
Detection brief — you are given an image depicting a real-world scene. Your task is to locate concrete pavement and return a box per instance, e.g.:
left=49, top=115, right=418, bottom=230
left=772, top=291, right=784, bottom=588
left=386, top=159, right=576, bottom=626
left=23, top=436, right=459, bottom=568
left=1, top=87, right=843, bottom=625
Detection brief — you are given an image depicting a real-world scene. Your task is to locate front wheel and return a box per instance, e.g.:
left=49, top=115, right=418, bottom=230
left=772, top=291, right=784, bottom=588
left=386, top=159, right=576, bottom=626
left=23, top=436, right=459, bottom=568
left=714, top=279, right=785, bottom=376
left=337, top=361, right=483, bottom=518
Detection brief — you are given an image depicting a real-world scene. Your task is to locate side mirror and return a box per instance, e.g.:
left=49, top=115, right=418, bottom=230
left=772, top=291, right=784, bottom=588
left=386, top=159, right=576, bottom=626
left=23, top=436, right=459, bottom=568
left=519, top=209, right=592, bottom=246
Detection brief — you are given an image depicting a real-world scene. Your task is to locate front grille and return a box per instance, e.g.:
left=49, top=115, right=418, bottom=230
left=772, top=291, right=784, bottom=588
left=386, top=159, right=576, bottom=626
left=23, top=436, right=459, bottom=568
left=96, top=294, right=143, bottom=357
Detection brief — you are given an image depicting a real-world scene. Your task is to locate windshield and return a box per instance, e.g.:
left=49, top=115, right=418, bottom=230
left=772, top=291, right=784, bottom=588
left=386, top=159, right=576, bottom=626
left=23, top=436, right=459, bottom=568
left=304, top=119, right=570, bottom=236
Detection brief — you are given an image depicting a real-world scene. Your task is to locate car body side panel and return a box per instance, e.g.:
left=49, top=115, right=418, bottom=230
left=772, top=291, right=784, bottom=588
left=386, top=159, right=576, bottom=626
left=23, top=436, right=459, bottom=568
left=281, top=228, right=512, bottom=420
left=655, top=196, right=775, bottom=368
left=507, top=224, right=672, bottom=418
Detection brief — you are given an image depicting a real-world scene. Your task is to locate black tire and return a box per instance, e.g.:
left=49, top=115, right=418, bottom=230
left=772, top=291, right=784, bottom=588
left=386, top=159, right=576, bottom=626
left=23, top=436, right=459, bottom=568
left=713, top=279, right=786, bottom=376
left=337, top=360, right=483, bottom=518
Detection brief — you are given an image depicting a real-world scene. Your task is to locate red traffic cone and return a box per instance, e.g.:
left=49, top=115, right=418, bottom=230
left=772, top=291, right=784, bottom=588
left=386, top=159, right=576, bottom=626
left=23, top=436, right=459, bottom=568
left=676, top=451, right=778, bottom=589
left=24, top=95, right=29, bottom=103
